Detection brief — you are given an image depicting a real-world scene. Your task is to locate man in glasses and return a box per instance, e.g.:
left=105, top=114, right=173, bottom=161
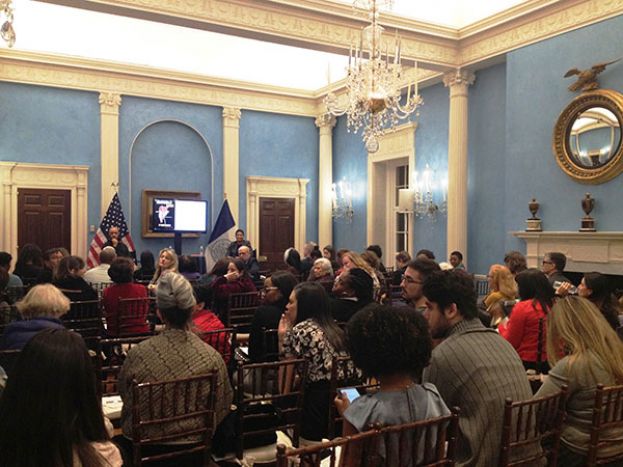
left=541, top=251, right=570, bottom=286
left=400, top=258, right=440, bottom=313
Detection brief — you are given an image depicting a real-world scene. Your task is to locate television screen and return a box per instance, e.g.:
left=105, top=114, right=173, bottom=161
left=174, top=199, right=208, bottom=233
left=152, top=198, right=175, bottom=232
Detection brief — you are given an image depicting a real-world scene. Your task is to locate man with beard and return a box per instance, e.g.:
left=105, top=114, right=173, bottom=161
left=421, top=270, right=535, bottom=467
left=400, top=258, right=440, bottom=313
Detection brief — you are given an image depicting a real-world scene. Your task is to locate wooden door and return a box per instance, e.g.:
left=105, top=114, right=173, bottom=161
left=18, top=188, right=71, bottom=253
left=259, top=197, right=295, bottom=271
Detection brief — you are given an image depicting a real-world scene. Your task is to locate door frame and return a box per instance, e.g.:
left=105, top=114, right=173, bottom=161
left=246, top=176, right=308, bottom=256
left=0, top=162, right=89, bottom=260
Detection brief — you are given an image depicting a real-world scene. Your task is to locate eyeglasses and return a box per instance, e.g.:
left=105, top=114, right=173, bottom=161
left=542, top=260, right=554, bottom=265
left=261, top=286, right=279, bottom=294
left=401, top=275, right=423, bottom=285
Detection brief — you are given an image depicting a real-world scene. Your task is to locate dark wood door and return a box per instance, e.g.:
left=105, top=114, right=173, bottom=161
left=18, top=188, right=71, bottom=253
left=259, top=197, right=295, bottom=272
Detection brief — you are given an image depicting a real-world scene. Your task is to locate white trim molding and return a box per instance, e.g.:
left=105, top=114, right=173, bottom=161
left=246, top=176, right=309, bottom=255
left=513, top=231, right=623, bottom=274
left=0, top=161, right=89, bottom=260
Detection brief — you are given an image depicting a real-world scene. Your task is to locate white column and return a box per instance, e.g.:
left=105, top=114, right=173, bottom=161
left=222, top=107, right=241, bottom=225
left=315, top=113, right=336, bottom=247
left=443, top=70, right=475, bottom=261
left=98, top=92, right=121, bottom=216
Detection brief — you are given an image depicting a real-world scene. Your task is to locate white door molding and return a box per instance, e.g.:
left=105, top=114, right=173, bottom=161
left=246, top=176, right=309, bottom=255
left=0, top=161, right=89, bottom=260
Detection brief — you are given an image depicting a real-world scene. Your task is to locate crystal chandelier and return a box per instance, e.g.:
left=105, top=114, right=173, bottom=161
left=332, top=179, right=354, bottom=223
left=325, top=0, right=421, bottom=153
left=0, top=1, right=15, bottom=47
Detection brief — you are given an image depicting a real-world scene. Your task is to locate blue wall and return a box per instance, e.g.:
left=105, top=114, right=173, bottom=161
left=504, top=14, right=623, bottom=256
left=0, top=83, right=101, bottom=251
left=119, top=96, right=223, bottom=257
left=239, top=110, right=319, bottom=244
left=467, top=63, right=507, bottom=274
left=332, top=115, right=368, bottom=251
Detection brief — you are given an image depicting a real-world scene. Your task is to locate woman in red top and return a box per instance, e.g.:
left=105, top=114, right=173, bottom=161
left=191, top=284, right=230, bottom=363
left=499, top=268, right=554, bottom=372
left=102, top=258, right=149, bottom=336
left=210, top=257, right=256, bottom=317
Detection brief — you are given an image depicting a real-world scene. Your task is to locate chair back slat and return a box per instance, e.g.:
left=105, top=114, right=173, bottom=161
left=234, top=358, right=308, bottom=460
left=277, top=407, right=460, bottom=467
left=131, top=372, right=218, bottom=466
left=498, top=386, right=567, bottom=466
left=225, top=291, right=260, bottom=329
left=473, top=274, right=489, bottom=297
left=587, top=383, right=623, bottom=466
left=63, top=300, right=103, bottom=338
left=195, top=327, right=236, bottom=364
left=113, top=297, right=154, bottom=337
left=98, top=336, right=152, bottom=396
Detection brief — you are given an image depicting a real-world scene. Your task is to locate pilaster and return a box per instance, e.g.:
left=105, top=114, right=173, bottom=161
left=99, top=92, right=121, bottom=216
left=223, top=107, right=242, bottom=225
left=315, top=113, right=336, bottom=247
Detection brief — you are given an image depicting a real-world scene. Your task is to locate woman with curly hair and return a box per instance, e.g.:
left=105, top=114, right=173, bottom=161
left=535, top=296, right=623, bottom=465
left=577, top=272, right=622, bottom=331
left=334, top=305, right=450, bottom=464
left=483, top=264, right=517, bottom=326
left=341, top=251, right=380, bottom=299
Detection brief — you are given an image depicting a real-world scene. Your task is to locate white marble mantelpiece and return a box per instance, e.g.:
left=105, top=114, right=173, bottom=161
left=513, top=231, right=623, bottom=274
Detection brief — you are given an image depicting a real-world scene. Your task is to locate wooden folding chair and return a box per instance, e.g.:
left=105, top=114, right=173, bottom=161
left=473, top=274, right=489, bottom=298
left=113, top=296, right=153, bottom=337
left=586, top=383, right=623, bottom=466
left=327, top=355, right=376, bottom=439
left=498, top=386, right=567, bottom=466
left=225, top=291, right=260, bottom=330
left=131, top=372, right=218, bottom=466
left=98, top=335, right=152, bottom=396
left=229, top=358, right=308, bottom=463
left=277, top=407, right=460, bottom=467
left=195, top=327, right=236, bottom=365
left=62, top=300, right=104, bottom=339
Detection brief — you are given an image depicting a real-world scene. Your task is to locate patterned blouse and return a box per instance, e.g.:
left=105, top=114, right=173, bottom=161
left=283, top=318, right=358, bottom=383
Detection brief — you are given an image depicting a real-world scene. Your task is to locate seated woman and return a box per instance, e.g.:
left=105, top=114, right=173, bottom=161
left=102, top=257, right=149, bottom=337
left=197, top=257, right=230, bottom=289
left=178, top=255, right=201, bottom=282
left=0, top=328, right=122, bottom=466
left=191, top=284, right=230, bottom=362
left=322, top=245, right=340, bottom=272
left=308, top=258, right=334, bottom=284
left=335, top=305, right=450, bottom=463
left=483, top=264, right=517, bottom=326
left=0, top=284, right=68, bottom=350
left=499, top=268, right=553, bottom=372
left=330, top=268, right=374, bottom=323
left=133, top=250, right=155, bottom=282
left=341, top=251, right=381, bottom=300
left=53, top=255, right=98, bottom=302
left=392, top=250, right=411, bottom=286
left=283, top=247, right=302, bottom=277
left=211, top=258, right=256, bottom=317
left=248, top=271, right=298, bottom=363
left=535, top=296, right=623, bottom=465
left=278, top=282, right=358, bottom=441
left=577, top=272, right=622, bottom=331
left=148, top=248, right=178, bottom=293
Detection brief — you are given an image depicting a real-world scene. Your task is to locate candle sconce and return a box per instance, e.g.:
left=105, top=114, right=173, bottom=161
left=398, top=164, right=447, bottom=221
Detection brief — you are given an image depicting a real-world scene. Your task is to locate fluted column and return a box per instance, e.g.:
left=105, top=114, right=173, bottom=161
left=443, top=70, right=475, bottom=261
left=315, top=113, right=336, bottom=247
left=99, top=92, right=122, bottom=217
left=223, top=107, right=241, bottom=224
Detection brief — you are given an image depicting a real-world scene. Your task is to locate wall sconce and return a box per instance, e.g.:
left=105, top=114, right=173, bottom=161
left=332, top=179, right=354, bottom=223
left=398, top=164, right=447, bottom=220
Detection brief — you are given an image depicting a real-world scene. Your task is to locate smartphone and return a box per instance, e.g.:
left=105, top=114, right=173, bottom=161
left=340, top=387, right=360, bottom=403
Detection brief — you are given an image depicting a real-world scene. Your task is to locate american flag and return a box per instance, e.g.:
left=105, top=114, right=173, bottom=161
left=87, top=193, right=135, bottom=268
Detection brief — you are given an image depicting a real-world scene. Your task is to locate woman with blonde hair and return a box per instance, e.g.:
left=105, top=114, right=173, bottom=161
left=535, top=296, right=623, bottom=465
left=148, top=247, right=178, bottom=292
left=341, top=251, right=380, bottom=298
left=484, top=265, right=517, bottom=309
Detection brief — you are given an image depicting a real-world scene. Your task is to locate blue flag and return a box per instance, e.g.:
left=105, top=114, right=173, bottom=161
left=205, top=200, right=236, bottom=270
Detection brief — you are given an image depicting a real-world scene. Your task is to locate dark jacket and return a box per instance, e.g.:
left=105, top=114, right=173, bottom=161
left=248, top=304, right=282, bottom=362
left=226, top=240, right=251, bottom=258
left=0, top=317, right=65, bottom=350
left=53, top=276, right=98, bottom=302
left=330, top=297, right=372, bottom=323
left=244, top=258, right=261, bottom=282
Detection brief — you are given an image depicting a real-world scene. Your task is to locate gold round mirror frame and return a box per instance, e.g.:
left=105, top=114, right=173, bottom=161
left=552, top=88, right=623, bottom=184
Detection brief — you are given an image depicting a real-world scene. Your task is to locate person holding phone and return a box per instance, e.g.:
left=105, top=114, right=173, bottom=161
left=334, top=304, right=449, bottom=462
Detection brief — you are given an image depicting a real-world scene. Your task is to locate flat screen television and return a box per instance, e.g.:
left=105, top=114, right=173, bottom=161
left=152, top=198, right=207, bottom=233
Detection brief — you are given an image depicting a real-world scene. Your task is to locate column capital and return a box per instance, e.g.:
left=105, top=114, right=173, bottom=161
left=443, top=70, right=476, bottom=92
left=223, top=107, right=242, bottom=127
left=98, top=92, right=122, bottom=114
left=315, top=113, right=336, bottom=130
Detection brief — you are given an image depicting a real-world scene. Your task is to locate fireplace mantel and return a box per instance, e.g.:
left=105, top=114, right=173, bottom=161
left=513, top=231, right=623, bottom=274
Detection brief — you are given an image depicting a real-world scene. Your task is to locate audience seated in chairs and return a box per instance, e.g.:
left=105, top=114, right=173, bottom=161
left=577, top=272, right=622, bottom=331
left=0, top=328, right=122, bottom=466
left=53, top=255, right=98, bottom=302
left=133, top=250, right=156, bottom=283
left=103, top=257, right=150, bottom=337
left=534, top=296, right=623, bottom=465
left=0, top=267, right=12, bottom=308
left=211, top=257, right=256, bottom=317
left=335, top=304, right=450, bottom=453
left=283, top=247, right=303, bottom=277
left=391, top=250, right=411, bottom=286
left=248, top=271, right=298, bottom=363
left=117, top=272, right=233, bottom=465
left=197, top=257, right=229, bottom=289
left=191, top=284, right=230, bottom=362
left=36, top=247, right=65, bottom=285
left=178, top=254, right=201, bottom=282
left=366, top=244, right=387, bottom=273
left=0, top=251, right=23, bottom=288
left=322, top=244, right=340, bottom=272
left=504, top=250, right=528, bottom=277
left=421, top=269, right=535, bottom=466
left=84, top=246, right=116, bottom=286
left=238, top=245, right=261, bottom=282
left=499, top=268, right=553, bottom=373
left=278, top=282, right=359, bottom=442
left=307, top=257, right=334, bottom=284
left=0, top=284, right=68, bottom=350
left=226, top=228, right=252, bottom=259
left=482, top=264, right=517, bottom=322
left=12, top=243, right=44, bottom=286
left=148, top=248, right=178, bottom=293
left=341, top=251, right=381, bottom=300
left=330, top=268, right=373, bottom=323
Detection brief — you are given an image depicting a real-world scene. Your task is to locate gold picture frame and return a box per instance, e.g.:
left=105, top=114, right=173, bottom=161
left=142, top=189, right=201, bottom=238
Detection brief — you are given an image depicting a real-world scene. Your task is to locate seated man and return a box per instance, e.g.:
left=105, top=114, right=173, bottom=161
left=541, top=251, right=571, bottom=286
left=118, top=272, right=233, bottom=460
left=238, top=245, right=260, bottom=282
left=83, top=246, right=116, bottom=285
left=0, top=252, right=23, bottom=288
left=422, top=270, right=536, bottom=466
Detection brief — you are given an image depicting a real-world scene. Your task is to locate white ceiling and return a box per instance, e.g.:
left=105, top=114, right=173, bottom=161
left=5, top=0, right=530, bottom=91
